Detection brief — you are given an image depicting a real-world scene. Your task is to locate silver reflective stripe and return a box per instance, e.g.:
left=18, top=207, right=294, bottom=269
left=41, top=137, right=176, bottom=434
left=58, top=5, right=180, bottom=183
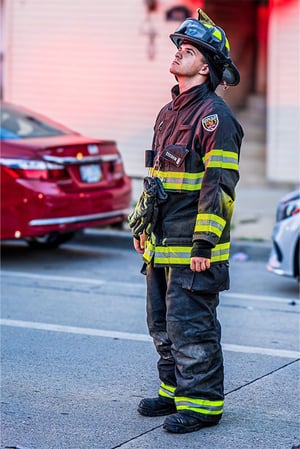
left=159, top=382, right=176, bottom=399
left=151, top=243, right=230, bottom=265
left=211, top=242, right=230, bottom=262
left=194, top=213, right=226, bottom=237
left=175, top=396, right=224, bottom=415
left=203, top=150, right=239, bottom=170
left=150, top=169, right=204, bottom=191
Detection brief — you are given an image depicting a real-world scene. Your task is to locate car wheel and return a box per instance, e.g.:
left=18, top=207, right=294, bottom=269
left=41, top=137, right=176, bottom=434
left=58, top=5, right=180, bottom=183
left=25, top=232, right=75, bottom=249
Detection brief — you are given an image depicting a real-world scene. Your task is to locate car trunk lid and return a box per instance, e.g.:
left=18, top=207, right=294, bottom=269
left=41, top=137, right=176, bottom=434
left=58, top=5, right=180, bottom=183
left=1, top=135, right=126, bottom=191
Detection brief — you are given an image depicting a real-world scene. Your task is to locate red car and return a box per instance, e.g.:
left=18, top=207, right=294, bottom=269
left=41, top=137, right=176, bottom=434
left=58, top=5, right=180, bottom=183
left=0, top=102, right=132, bottom=248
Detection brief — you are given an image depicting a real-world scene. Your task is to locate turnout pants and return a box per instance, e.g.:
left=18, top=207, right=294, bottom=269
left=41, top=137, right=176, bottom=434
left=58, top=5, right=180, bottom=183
left=146, top=263, right=224, bottom=422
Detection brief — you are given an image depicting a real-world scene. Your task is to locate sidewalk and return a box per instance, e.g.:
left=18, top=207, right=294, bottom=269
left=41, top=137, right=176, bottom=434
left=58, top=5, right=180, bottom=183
left=231, top=184, right=290, bottom=242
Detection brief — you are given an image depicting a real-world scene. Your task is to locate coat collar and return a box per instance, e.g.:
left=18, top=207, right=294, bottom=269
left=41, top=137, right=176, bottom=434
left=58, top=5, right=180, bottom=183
left=170, top=82, right=211, bottom=111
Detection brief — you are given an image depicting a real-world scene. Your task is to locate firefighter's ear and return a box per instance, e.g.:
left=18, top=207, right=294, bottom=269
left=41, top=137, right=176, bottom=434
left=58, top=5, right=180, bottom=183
left=199, top=64, right=209, bottom=75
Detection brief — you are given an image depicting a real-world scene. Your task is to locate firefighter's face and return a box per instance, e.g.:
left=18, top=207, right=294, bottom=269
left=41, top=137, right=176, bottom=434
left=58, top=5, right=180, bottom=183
left=170, top=43, right=208, bottom=78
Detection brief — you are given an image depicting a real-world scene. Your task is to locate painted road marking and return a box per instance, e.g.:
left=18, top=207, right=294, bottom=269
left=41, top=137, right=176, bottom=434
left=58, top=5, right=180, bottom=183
left=1, top=270, right=297, bottom=304
left=1, top=270, right=135, bottom=289
left=223, top=292, right=298, bottom=304
left=1, top=319, right=299, bottom=359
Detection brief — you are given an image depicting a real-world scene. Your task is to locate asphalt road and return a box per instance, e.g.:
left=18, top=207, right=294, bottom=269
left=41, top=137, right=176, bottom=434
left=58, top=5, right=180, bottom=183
left=1, top=231, right=299, bottom=449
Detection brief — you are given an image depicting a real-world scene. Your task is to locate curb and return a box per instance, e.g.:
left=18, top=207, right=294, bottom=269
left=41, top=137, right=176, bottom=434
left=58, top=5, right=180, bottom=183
left=74, top=228, right=272, bottom=262
left=230, top=239, right=272, bottom=262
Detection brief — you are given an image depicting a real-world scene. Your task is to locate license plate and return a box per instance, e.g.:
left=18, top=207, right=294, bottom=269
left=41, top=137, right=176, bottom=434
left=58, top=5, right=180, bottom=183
left=79, top=164, right=102, bottom=183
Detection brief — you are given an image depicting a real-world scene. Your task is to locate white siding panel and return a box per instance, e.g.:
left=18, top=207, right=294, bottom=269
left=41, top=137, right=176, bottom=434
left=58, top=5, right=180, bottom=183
left=4, top=0, right=196, bottom=176
left=267, top=0, right=300, bottom=183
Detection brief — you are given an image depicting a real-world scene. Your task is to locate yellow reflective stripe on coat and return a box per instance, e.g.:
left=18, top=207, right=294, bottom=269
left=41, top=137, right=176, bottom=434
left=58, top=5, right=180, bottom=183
left=143, top=240, right=155, bottom=263
left=211, top=242, right=230, bottom=262
left=154, top=246, right=191, bottom=265
left=203, top=149, right=239, bottom=170
left=153, top=242, right=230, bottom=265
left=175, top=396, right=224, bottom=415
left=159, top=382, right=176, bottom=399
left=150, top=168, right=204, bottom=191
left=194, top=213, right=226, bottom=237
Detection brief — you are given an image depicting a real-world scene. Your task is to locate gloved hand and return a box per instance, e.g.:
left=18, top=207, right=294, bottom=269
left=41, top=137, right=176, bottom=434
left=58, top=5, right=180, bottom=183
left=128, top=177, right=167, bottom=238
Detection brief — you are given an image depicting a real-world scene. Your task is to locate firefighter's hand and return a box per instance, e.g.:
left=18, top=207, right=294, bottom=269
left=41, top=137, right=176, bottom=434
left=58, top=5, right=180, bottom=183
left=133, top=234, right=146, bottom=254
left=190, top=256, right=211, bottom=272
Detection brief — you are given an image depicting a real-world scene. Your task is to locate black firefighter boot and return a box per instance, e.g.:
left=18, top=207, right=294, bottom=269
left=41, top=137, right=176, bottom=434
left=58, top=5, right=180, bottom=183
left=163, top=410, right=220, bottom=433
left=137, top=396, right=177, bottom=417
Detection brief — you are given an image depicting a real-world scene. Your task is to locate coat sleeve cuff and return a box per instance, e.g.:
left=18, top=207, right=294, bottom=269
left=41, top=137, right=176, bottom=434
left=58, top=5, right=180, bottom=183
left=191, top=240, right=213, bottom=259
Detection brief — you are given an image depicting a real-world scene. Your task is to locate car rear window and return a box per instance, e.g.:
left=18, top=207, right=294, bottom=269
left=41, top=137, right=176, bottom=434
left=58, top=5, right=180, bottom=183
left=0, top=107, right=69, bottom=139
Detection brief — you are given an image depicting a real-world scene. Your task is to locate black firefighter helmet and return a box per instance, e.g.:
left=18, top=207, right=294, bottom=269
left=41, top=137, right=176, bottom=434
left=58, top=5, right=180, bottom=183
left=170, top=9, right=240, bottom=87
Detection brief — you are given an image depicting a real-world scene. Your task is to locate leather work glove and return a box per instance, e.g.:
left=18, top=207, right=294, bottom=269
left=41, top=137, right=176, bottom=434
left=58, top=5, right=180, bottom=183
left=128, top=177, right=168, bottom=238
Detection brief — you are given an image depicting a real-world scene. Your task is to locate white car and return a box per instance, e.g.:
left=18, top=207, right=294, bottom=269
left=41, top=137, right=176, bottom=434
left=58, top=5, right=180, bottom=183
left=267, top=189, right=300, bottom=280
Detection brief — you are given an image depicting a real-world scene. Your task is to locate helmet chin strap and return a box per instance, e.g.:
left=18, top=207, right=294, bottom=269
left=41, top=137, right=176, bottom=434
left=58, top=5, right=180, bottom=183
left=222, top=82, right=229, bottom=91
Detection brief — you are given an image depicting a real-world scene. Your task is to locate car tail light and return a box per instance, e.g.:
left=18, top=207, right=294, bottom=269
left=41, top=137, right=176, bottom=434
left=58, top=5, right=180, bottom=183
left=110, top=156, right=125, bottom=179
left=276, top=197, right=300, bottom=221
left=0, top=158, right=69, bottom=180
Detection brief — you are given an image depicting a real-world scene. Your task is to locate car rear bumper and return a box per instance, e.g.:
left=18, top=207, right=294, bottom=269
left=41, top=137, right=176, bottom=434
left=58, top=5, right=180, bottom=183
left=267, top=247, right=290, bottom=277
left=29, top=208, right=131, bottom=227
left=1, top=176, right=132, bottom=239
left=267, top=220, right=299, bottom=278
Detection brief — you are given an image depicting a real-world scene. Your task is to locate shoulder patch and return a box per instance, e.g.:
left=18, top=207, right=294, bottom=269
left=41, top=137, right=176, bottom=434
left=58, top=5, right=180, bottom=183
left=202, top=114, right=219, bottom=132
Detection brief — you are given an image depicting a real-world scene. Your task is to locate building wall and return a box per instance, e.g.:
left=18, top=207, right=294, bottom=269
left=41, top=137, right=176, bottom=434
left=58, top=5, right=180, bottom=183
left=2, top=0, right=243, bottom=178
left=266, top=0, right=300, bottom=184
left=3, top=0, right=299, bottom=184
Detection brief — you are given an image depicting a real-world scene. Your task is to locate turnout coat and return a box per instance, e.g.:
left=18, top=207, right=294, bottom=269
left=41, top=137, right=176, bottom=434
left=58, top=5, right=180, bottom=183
left=143, top=81, right=244, bottom=274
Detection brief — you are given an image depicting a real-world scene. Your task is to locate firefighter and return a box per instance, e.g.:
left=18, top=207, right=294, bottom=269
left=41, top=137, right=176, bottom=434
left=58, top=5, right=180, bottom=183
left=130, top=9, right=244, bottom=434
